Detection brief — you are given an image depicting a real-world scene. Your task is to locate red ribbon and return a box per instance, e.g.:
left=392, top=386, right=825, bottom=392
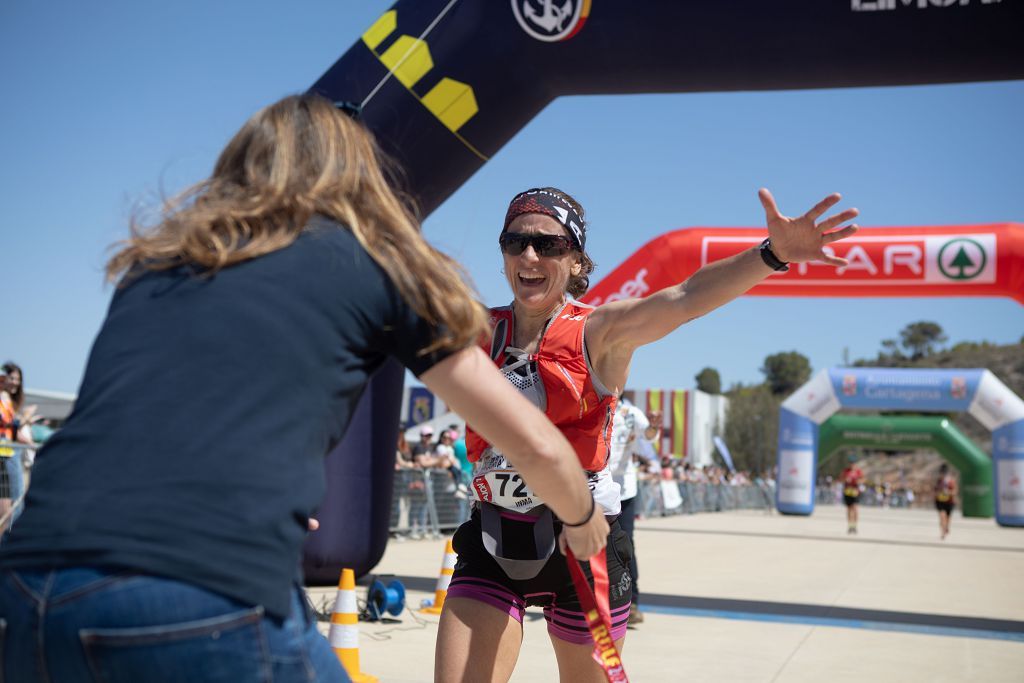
left=565, top=548, right=629, bottom=683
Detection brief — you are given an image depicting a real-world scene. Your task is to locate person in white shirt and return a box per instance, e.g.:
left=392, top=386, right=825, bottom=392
left=607, top=399, right=660, bottom=624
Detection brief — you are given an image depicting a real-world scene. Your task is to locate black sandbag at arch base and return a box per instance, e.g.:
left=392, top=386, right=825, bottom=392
left=301, top=0, right=1024, bottom=583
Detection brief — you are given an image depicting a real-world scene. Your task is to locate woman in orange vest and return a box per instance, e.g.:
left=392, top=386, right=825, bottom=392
left=436, top=185, right=860, bottom=682
left=0, top=363, right=28, bottom=530
left=934, top=464, right=958, bottom=540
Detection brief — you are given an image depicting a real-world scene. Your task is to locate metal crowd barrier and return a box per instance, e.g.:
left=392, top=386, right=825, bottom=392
left=635, top=479, right=776, bottom=519
left=390, top=467, right=471, bottom=539
left=387, top=470, right=778, bottom=539
left=815, top=483, right=916, bottom=508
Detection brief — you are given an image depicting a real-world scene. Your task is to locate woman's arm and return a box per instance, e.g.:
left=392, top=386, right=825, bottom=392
left=587, top=189, right=859, bottom=389
left=413, top=452, right=436, bottom=468
left=421, top=346, right=609, bottom=559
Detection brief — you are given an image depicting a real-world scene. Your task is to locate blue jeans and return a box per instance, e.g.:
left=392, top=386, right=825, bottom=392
left=0, top=567, right=350, bottom=682
left=3, top=451, right=25, bottom=525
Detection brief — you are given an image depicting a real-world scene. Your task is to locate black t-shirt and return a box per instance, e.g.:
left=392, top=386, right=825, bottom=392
left=0, top=216, right=453, bottom=618
left=411, top=441, right=435, bottom=459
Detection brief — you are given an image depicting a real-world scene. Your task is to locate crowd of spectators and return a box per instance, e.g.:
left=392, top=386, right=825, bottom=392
left=639, top=458, right=774, bottom=489
left=390, top=413, right=782, bottom=538
left=655, top=461, right=772, bottom=487
left=1, top=362, right=55, bottom=533
left=390, top=419, right=972, bottom=540
left=636, top=459, right=776, bottom=517
left=817, top=474, right=919, bottom=509
left=394, top=423, right=470, bottom=539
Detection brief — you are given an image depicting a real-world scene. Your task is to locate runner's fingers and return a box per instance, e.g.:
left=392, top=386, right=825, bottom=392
left=820, top=253, right=849, bottom=267
left=758, top=188, right=782, bottom=221
left=804, top=193, right=842, bottom=221
left=822, top=224, right=858, bottom=244
left=817, top=208, right=859, bottom=232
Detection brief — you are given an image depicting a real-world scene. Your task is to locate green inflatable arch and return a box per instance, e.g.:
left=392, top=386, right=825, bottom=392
left=818, top=414, right=993, bottom=518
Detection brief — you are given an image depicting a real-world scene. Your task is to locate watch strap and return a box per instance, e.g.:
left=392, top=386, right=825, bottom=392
left=759, top=238, right=790, bottom=272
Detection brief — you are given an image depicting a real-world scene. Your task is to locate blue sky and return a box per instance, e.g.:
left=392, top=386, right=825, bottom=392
left=4, top=1, right=1022, bottom=395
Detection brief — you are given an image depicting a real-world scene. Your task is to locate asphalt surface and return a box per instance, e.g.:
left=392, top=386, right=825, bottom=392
left=306, top=505, right=1024, bottom=682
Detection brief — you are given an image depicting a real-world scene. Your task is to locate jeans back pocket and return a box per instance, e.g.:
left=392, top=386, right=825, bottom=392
left=80, top=606, right=270, bottom=683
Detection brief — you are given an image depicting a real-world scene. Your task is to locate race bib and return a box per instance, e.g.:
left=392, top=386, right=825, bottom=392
left=936, top=492, right=952, bottom=502
left=472, top=469, right=543, bottom=511
left=843, top=486, right=859, bottom=498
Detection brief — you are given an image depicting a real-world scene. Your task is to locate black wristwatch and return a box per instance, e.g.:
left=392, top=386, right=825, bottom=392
left=759, top=238, right=789, bottom=272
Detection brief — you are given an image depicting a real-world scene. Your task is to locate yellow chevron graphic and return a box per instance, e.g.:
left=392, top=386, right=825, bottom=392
left=362, top=10, right=396, bottom=50
left=422, top=78, right=479, bottom=132
left=361, top=10, right=486, bottom=159
left=380, top=36, right=434, bottom=88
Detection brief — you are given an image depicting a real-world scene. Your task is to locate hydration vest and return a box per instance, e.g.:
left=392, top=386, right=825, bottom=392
left=841, top=467, right=862, bottom=498
left=465, top=302, right=616, bottom=472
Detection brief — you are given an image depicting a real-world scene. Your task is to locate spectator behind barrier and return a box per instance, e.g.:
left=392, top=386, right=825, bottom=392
left=0, top=362, right=33, bottom=529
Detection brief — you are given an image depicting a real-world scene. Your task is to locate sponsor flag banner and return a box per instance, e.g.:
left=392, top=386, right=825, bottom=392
left=713, top=435, right=735, bottom=473
left=671, top=390, right=688, bottom=459
left=645, top=389, right=664, bottom=454
left=408, top=387, right=435, bottom=426
left=636, top=389, right=688, bottom=458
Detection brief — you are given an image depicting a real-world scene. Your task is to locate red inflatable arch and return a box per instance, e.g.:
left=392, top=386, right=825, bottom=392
left=582, top=224, right=1024, bottom=306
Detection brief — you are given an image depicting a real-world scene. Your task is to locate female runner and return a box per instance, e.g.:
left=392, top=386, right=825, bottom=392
left=435, top=185, right=860, bottom=682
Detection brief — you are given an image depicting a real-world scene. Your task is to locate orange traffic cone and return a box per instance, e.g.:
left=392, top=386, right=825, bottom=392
left=328, top=568, right=378, bottom=683
left=421, top=538, right=456, bottom=614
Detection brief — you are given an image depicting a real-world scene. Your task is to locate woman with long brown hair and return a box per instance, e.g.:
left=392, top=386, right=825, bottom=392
left=0, top=362, right=28, bottom=529
left=0, top=94, right=607, bottom=682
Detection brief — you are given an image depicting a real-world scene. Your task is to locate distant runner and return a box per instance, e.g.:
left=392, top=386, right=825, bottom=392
left=841, top=456, right=865, bottom=534
left=934, top=464, right=958, bottom=540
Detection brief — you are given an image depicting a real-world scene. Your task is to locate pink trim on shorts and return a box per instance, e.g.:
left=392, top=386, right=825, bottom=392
left=447, top=576, right=526, bottom=622
left=523, top=591, right=555, bottom=601
left=543, top=603, right=632, bottom=644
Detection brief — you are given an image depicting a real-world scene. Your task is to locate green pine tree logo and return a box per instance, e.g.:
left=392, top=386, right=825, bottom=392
left=937, top=238, right=986, bottom=280
left=949, top=247, right=974, bottom=277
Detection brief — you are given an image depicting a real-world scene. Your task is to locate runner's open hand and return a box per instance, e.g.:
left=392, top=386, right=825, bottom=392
left=758, top=188, right=859, bottom=265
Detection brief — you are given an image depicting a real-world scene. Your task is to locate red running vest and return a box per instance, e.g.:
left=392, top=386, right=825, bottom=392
left=465, top=302, right=617, bottom=472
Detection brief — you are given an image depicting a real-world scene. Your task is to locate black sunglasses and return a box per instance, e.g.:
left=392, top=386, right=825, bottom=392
left=499, top=233, right=575, bottom=258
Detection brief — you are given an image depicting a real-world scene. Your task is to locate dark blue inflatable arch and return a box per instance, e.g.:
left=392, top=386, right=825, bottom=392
left=302, top=0, right=1024, bottom=583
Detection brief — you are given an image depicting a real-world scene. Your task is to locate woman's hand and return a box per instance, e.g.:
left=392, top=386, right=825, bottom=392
left=758, top=188, right=859, bottom=264
left=559, top=509, right=609, bottom=560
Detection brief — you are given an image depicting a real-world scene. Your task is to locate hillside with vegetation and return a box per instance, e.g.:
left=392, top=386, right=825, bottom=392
left=716, top=323, right=1023, bottom=500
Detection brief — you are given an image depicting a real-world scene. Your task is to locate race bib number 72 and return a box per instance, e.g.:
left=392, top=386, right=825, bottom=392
left=472, top=469, right=543, bottom=511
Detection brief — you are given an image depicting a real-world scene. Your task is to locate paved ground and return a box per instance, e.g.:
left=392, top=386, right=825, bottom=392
left=306, top=505, right=1024, bottom=682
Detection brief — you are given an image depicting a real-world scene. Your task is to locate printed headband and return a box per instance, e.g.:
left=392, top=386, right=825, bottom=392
left=503, top=189, right=585, bottom=250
